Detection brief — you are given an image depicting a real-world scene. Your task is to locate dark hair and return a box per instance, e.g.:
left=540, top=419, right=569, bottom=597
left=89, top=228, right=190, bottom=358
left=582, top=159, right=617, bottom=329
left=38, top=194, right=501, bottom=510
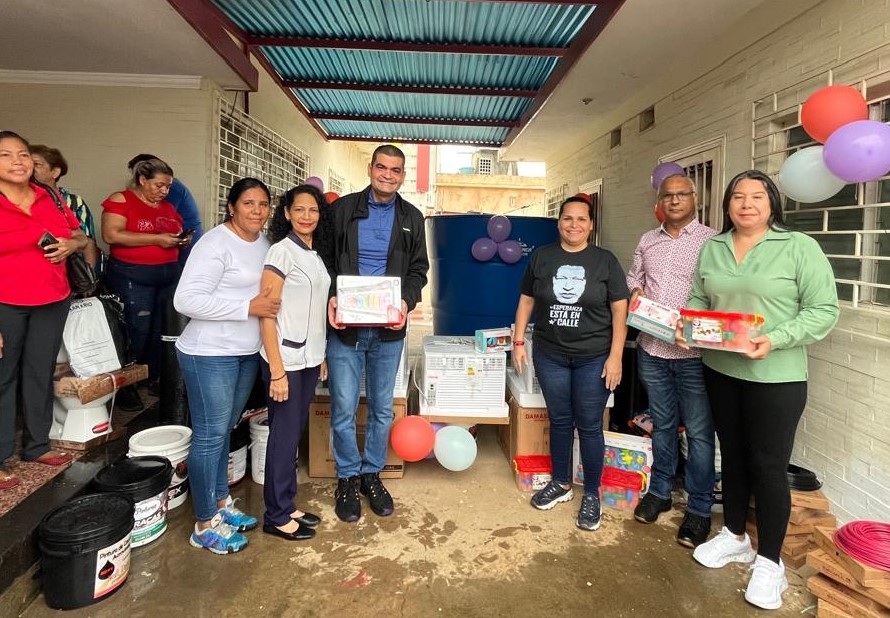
left=225, top=177, right=271, bottom=222
left=268, top=184, right=326, bottom=243
left=0, top=130, right=29, bottom=149
left=371, top=144, right=406, bottom=166
left=30, top=145, right=68, bottom=179
left=127, top=153, right=159, bottom=170
left=720, top=170, right=787, bottom=233
left=131, top=158, right=174, bottom=188
left=557, top=196, right=594, bottom=219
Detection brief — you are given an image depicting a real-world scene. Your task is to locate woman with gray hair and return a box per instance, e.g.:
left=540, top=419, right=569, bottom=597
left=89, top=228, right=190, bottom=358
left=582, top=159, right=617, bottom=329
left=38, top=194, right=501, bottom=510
left=101, top=157, right=189, bottom=389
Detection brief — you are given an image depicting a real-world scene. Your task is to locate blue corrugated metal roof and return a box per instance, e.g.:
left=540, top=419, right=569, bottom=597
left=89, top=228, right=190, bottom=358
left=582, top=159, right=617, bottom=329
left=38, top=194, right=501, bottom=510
left=206, top=0, right=621, bottom=145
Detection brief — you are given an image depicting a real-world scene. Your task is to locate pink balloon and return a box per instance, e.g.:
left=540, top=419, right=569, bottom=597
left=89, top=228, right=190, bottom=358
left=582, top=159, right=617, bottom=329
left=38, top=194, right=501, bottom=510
left=471, top=237, right=497, bottom=262
left=305, top=176, right=324, bottom=191
left=498, top=240, right=523, bottom=264
left=487, top=215, right=512, bottom=243
left=651, top=162, right=686, bottom=190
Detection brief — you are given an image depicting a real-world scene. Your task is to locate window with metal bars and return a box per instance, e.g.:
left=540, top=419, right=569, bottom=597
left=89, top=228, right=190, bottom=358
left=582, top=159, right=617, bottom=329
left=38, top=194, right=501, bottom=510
left=478, top=157, right=493, bottom=175
left=217, top=105, right=310, bottom=224
left=328, top=170, right=345, bottom=195
left=544, top=184, right=567, bottom=218
left=752, top=64, right=890, bottom=306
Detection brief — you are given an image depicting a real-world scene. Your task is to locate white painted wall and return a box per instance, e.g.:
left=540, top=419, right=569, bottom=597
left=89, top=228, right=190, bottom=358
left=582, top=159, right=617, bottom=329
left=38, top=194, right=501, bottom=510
left=545, top=0, right=890, bottom=521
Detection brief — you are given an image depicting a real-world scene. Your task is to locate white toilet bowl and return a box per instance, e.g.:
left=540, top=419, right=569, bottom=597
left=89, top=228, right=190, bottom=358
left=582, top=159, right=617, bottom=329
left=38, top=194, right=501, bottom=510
left=51, top=345, right=115, bottom=443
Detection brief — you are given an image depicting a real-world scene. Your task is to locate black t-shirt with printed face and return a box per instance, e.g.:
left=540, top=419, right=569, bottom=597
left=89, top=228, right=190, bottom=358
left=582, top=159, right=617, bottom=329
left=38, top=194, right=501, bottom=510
left=520, top=243, right=629, bottom=357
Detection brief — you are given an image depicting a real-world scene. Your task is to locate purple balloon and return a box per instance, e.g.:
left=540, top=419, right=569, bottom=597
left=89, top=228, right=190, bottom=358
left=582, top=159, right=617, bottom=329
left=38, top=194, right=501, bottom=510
left=651, top=162, right=686, bottom=190
left=471, top=237, right=497, bottom=262
left=498, top=239, right=523, bottom=264
left=305, top=176, right=325, bottom=191
left=487, top=215, right=512, bottom=243
left=823, top=120, right=890, bottom=183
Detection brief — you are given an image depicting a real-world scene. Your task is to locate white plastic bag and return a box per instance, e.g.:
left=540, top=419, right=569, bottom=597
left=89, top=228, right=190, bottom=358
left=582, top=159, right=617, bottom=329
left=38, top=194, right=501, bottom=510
left=63, top=297, right=122, bottom=378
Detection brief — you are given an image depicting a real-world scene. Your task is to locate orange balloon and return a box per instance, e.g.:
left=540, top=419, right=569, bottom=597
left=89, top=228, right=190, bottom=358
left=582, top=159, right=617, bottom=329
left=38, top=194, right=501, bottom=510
left=801, top=85, right=868, bottom=143
left=324, top=191, right=340, bottom=204
left=654, top=202, right=666, bottom=224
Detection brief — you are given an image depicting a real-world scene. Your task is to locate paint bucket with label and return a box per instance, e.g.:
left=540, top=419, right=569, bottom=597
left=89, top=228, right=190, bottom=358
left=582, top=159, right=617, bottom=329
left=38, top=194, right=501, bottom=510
left=92, top=455, right=173, bottom=547
left=128, top=425, right=191, bottom=509
left=39, top=493, right=134, bottom=610
left=228, top=420, right=249, bottom=485
left=249, top=411, right=271, bottom=485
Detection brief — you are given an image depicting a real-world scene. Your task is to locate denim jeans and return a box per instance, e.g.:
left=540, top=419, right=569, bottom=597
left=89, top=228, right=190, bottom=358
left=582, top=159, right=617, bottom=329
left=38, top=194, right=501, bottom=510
left=105, top=258, right=181, bottom=379
left=637, top=347, right=715, bottom=517
left=326, top=329, right=403, bottom=478
left=533, top=347, right=610, bottom=495
left=178, top=350, right=258, bottom=521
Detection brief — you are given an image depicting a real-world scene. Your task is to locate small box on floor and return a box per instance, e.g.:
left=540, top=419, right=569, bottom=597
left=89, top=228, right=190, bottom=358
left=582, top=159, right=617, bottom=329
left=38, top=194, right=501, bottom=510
left=308, top=395, right=407, bottom=479
left=513, top=455, right=552, bottom=492
left=336, top=276, right=402, bottom=326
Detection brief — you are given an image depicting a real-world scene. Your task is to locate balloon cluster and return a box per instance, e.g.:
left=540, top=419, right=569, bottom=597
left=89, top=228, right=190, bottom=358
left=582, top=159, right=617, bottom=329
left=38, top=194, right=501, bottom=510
left=470, top=215, right=522, bottom=264
left=303, top=176, right=340, bottom=204
left=779, top=85, right=890, bottom=203
left=390, top=416, right=478, bottom=472
left=650, top=162, right=688, bottom=223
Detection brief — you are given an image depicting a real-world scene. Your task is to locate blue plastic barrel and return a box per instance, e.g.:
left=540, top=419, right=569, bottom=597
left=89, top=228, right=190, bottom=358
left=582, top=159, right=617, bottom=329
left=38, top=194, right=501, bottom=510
left=426, top=215, right=559, bottom=335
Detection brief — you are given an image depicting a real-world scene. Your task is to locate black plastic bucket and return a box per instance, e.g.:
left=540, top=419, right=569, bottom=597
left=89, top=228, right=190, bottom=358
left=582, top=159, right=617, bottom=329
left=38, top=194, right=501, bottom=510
left=93, top=455, right=173, bottom=547
left=39, top=493, right=135, bottom=610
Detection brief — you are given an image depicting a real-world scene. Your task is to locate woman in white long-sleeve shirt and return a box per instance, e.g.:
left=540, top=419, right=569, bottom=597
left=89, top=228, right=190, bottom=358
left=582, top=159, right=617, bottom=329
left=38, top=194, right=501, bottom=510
left=173, top=177, right=279, bottom=555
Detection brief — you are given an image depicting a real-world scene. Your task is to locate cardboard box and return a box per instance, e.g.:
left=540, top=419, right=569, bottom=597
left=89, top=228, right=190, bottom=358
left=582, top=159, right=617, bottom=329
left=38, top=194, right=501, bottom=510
left=814, top=527, right=890, bottom=589
left=807, top=550, right=890, bottom=610
left=499, top=395, right=550, bottom=463
left=817, top=599, right=858, bottom=618
left=308, top=396, right=407, bottom=479
left=807, top=575, right=890, bottom=618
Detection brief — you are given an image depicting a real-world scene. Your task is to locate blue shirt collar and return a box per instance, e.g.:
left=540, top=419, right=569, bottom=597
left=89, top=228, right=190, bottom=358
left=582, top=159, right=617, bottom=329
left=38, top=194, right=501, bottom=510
left=287, top=231, right=312, bottom=251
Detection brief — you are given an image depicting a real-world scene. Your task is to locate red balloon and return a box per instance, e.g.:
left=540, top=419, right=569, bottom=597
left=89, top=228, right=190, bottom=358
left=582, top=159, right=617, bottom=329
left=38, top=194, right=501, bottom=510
left=801, top=86, right=868, bottom=144
left=390, top=416, right=435, bottom=462
left=324, top=191, right=340, bottom=204
left=654, top=203, right=666, bottom=224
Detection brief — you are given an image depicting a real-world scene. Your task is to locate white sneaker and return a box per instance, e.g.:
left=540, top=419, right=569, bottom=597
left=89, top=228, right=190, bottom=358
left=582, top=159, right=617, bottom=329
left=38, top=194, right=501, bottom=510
left=745, top=555, right=788, bottom=610
left=693, top=526, right=757, bottom=568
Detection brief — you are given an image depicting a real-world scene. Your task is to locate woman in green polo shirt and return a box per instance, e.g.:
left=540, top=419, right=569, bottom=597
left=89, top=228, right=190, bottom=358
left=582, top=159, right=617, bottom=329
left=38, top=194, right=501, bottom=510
left=685, top=170, right=838, bottom=611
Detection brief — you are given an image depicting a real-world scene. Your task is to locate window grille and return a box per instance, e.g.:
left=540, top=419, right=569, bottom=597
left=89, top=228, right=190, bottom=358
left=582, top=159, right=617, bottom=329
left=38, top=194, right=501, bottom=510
left=752, top=57, right=890, bottom=306
left=217, top=105, right=310, bottom=224
left=328, top=169, right=346, bottom=195
left=544, top=184, right=567, bottom=218
left=478, top=157, right=493, bottom=175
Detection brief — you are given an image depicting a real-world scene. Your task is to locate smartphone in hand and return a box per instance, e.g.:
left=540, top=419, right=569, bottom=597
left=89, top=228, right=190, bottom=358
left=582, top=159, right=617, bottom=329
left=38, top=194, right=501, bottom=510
left=38, top=231, right=58, bottom=251
left=177, top=228, right=195, bottom=239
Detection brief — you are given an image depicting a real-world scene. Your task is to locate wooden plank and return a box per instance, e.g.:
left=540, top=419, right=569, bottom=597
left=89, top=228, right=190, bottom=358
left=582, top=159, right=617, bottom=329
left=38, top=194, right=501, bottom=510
left=783, top=538, right=815, bottom=559
left=54, top=364, right=148, bottom=404
left=817, top=598, right=858, bottom=618
left=50, top=426, right=126, bottom=452
left=808, top=550, right=890, bottom=609
left=790, top=506, right=830, bottom=525
left=807, top=575, right=890, bottom=618
left=792, top=489, right=831, bottom=511
left=814, top=528, right=890, bottom=589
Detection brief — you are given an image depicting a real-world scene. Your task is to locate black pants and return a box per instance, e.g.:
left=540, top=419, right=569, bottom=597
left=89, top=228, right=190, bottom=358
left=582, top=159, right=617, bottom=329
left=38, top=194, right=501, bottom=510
left=0, top=299, right=70, bottom=463
left=703, top=366, right=807, bottom=563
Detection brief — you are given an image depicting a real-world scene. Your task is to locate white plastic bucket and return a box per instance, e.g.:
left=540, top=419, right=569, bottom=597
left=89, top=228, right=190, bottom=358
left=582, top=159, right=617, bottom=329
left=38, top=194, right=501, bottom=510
left=128, top=425, right=191, bottom=510
left=249, top=412, right=271, bottom=485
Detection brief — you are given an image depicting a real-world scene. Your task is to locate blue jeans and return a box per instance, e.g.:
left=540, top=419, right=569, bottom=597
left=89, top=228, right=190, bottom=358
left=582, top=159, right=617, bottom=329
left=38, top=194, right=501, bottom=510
left=178, top=351, right=258, bottom=521
left=533, top=347, right=610, bottom=495
left=637, top=348, right=715, bottom=517
left=327, top=329, right=403, bottom=478
left=105, top=258, right=181, bottom=379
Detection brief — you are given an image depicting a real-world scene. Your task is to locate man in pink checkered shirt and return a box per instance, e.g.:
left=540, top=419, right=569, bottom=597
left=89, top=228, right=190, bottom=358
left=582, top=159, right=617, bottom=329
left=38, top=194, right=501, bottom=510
left=625, top=174, right=718, bottom=549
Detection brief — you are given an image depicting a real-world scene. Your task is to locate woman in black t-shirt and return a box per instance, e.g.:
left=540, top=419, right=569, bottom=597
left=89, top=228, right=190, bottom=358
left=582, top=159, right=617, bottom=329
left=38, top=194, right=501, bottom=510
left=513, top=196, right=629, bottom=531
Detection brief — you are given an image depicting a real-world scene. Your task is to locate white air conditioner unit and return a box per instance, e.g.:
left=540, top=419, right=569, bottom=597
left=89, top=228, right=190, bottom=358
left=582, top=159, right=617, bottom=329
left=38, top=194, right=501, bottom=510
left=420, top=336, right=507, bottom=418
left=521, top=334, right=541, bottom=394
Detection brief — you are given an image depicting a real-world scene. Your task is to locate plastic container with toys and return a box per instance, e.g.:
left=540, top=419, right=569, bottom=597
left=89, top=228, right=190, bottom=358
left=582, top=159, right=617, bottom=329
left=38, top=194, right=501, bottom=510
left=679, top=309, right=764, bottom=354
left=336, top=276, right=402, bottom=326
left=600, top=466, right=647, bottom=511
left=513, top=455, right=552, bottom=492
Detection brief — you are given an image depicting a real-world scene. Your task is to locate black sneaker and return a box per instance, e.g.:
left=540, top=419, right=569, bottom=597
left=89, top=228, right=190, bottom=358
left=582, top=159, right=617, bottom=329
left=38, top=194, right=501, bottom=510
left=530, top=480, right=574, bottom=510
left=335, top=476, right=361, bottom=522
left=677, top=512, right=711, bottom=548
left=577, top=493, right=601, bottom=531
left=360, top=472, right=394, bottom=517
left=634, top=492, right=672, bottom=524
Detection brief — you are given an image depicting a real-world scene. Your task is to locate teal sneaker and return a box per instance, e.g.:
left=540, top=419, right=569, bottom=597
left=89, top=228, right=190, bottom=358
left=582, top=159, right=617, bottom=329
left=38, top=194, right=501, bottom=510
left=220, top=496, right=258, bottom=532
left=189, top=513, right=248, bottom=554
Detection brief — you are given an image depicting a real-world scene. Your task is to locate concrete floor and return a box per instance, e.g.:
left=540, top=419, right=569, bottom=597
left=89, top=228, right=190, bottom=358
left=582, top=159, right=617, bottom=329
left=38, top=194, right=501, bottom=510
left=22, top=427, right=815, bottom=618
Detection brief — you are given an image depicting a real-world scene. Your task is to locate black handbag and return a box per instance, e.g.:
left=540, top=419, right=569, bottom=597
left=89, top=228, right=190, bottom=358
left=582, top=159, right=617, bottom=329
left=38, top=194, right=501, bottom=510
left=37, top=181, right=99, bottom=297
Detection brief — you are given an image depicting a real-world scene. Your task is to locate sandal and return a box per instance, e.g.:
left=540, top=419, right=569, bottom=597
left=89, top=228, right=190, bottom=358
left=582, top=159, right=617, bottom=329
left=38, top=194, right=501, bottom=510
left=30, top=451, right=73, bottom=466
left=0, top=471, right=21, bottom=490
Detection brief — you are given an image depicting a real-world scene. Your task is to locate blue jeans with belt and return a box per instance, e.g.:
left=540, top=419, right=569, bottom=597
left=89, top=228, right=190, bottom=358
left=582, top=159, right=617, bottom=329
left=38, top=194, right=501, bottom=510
left=533, top=347, right=611, bottom=495
left=326, top=329, right=403, bottom=478
left=178, top=350, right=258, bottom=521
left=637, top=347, right=715, bottom=517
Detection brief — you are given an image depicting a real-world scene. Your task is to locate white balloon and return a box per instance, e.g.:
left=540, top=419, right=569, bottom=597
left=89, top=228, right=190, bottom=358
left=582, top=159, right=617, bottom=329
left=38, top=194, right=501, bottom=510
left=433, top=426, right=478, bottom=472
left=777, top=146, right=846, bottom=203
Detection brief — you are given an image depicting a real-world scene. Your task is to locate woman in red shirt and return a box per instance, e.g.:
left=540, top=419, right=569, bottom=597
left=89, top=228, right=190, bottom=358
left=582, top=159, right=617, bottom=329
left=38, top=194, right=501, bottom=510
left=102, top=158, right=189, bottom=390
left=0, top=131, right=90, bottom=489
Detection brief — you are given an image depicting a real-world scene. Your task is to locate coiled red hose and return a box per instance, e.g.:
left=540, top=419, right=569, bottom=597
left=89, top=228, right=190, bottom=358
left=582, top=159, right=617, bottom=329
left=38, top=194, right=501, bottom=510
left=833, top=521, right=890, bottom=571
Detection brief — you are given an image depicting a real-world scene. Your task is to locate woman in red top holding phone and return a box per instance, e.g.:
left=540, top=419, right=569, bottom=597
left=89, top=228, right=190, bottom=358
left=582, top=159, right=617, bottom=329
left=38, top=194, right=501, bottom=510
left=0, top=131, right=90, bottom=489
left=102, top=157, right=189, bottom=390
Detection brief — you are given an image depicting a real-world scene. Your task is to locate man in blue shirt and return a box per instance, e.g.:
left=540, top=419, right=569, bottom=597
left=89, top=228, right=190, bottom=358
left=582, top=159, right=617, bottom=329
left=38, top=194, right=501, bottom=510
left=325, top=145, right=429, bottom=523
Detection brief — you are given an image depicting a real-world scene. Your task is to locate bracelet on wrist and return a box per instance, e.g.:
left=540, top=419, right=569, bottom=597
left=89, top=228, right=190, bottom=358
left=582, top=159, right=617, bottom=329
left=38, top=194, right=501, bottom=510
left=513, top=340, right=525, bottom=346
left=271, top=374, right=287, bottom=382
